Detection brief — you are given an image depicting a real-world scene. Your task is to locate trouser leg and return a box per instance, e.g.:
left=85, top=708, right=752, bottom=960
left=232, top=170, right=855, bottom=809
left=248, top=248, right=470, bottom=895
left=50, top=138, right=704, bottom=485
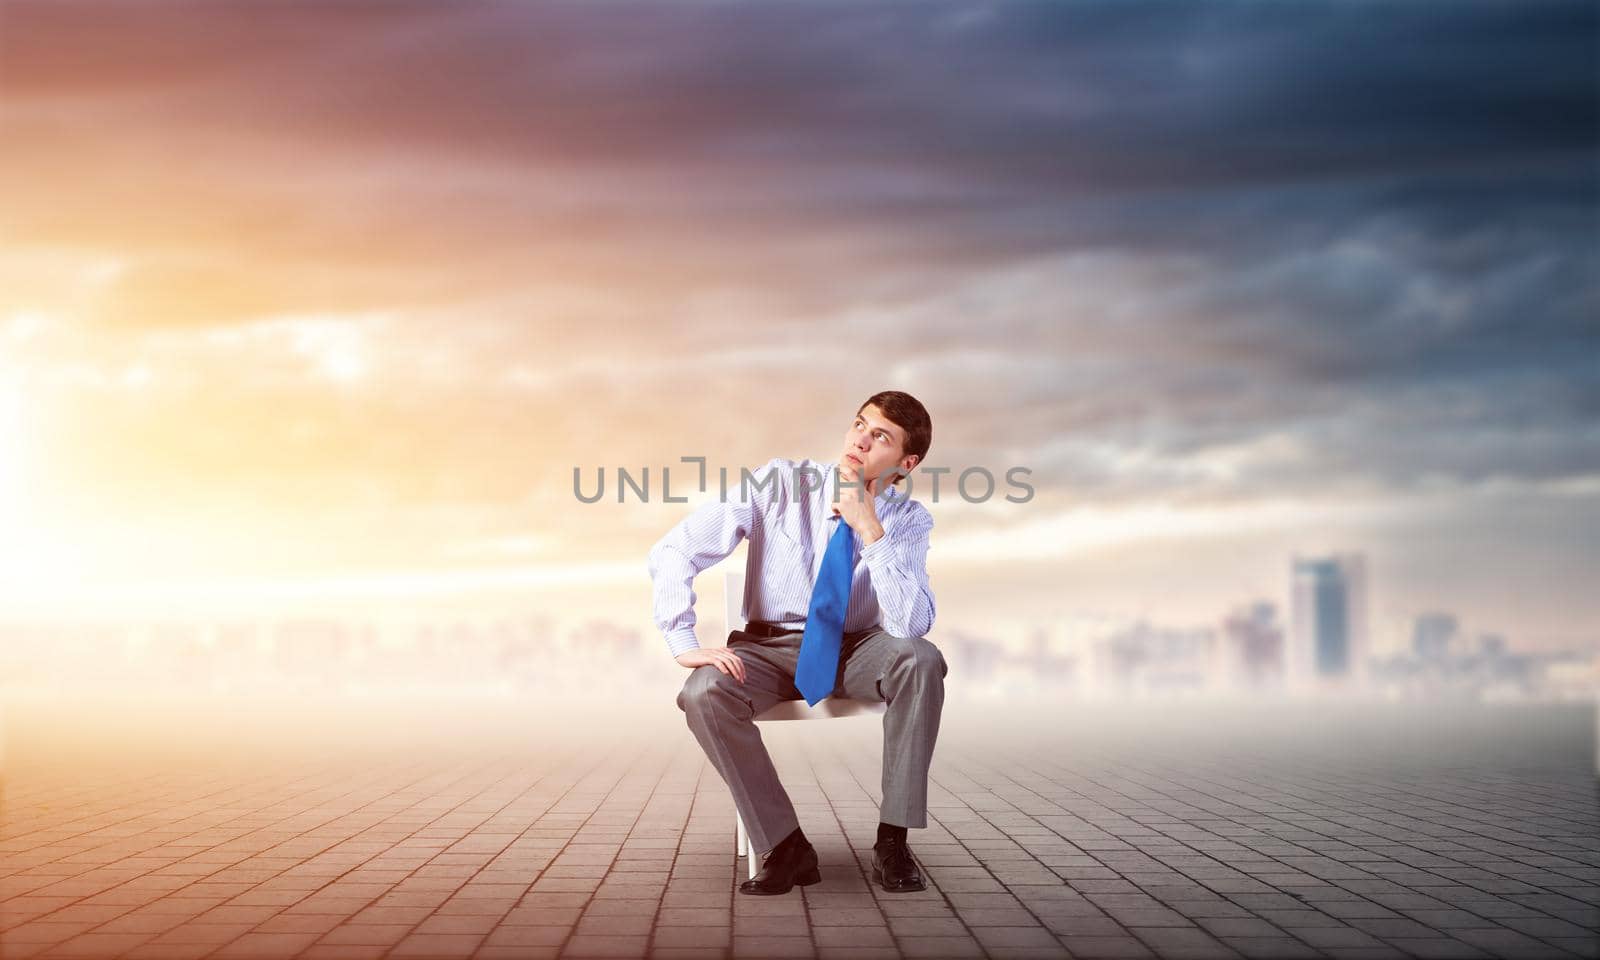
left=837, top=629, right=948, bottom=828
left=676, top=632, right=804, bottom=856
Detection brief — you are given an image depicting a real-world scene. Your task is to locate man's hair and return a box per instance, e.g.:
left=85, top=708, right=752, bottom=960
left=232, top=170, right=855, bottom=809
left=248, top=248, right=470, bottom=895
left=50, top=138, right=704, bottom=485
left=858, top=390, right=932, bottom=463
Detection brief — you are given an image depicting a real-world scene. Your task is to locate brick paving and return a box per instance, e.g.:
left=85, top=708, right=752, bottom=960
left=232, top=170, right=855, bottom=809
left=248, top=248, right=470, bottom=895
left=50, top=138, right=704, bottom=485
left=1, top=698, right=1596, bottom=959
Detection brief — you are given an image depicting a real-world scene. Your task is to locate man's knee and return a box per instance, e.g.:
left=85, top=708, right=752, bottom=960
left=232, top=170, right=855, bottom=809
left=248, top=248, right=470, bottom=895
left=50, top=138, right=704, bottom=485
left=677, top=665, right=732, bottom=715
left=887, top=634, right=948, bottom=684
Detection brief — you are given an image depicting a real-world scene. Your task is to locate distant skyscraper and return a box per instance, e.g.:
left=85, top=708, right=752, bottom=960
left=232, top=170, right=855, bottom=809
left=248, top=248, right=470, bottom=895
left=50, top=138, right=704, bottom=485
left=1222, top=601, right=1285, bottom=687
left=1290, top=554, right=1368, bottom=686
left=1477, top=633, right=1507, bottom=658
left=1412, top=612, right=1459, bottom=660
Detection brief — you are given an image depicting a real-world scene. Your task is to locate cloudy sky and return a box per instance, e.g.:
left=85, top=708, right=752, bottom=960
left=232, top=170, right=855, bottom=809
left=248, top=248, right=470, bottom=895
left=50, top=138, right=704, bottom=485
left=1, top=1, right=1596, bottom=650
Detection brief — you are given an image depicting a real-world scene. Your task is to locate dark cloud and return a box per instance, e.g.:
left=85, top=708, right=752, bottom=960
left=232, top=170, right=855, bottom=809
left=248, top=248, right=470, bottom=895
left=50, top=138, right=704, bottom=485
left=6, top=2, right=1592, bottom=239
left=2, top=0, right=1596, bottom=502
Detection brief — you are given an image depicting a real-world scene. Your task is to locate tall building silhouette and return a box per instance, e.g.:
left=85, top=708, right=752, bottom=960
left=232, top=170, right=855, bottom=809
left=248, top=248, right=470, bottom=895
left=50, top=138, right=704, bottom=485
left=1290, top=553, right=1368, bottom=687
left=1221, top=601, right=1285, bottom=687
left=1412, top=612, right=1459, bottom=660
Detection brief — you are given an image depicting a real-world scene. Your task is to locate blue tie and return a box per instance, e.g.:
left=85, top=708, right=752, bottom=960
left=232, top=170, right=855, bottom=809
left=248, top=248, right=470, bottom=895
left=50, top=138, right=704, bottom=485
left=794, top=518, right=856, bottom=705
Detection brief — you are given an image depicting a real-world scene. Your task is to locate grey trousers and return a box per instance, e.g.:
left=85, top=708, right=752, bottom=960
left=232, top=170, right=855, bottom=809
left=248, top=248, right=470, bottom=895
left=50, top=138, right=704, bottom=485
left=677, top=625, right=948, bottom=857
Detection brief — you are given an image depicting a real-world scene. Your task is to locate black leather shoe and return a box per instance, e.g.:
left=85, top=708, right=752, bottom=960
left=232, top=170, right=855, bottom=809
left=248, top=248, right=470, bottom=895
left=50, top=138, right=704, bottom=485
left=872, top=835, right=926, bottom=892
left=739, top=833, right=821, bottom=895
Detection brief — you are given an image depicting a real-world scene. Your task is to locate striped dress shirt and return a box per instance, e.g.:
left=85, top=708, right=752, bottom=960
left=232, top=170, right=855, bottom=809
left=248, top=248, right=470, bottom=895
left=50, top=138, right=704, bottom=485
left=647, top=457, right=936, bottom=658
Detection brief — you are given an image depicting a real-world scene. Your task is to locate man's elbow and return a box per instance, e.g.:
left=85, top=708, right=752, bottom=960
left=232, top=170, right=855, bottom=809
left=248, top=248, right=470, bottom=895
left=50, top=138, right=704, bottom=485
left=645, top=537, right=676, bottom=577
left=897, top=598, right=935, bottom=641
left=915, top=595, right=937, bottom=639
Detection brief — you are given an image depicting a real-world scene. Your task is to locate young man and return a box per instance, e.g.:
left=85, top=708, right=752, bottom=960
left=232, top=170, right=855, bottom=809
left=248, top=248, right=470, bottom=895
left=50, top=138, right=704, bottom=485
left=648, top=390, right=945, bottom=895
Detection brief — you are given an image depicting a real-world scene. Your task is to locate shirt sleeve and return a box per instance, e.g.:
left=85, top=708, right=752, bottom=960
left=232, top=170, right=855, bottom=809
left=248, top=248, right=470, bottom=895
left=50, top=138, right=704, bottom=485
left=646, top=459, right=780, bottom=658
left=859, top=502, right=936, bottom=640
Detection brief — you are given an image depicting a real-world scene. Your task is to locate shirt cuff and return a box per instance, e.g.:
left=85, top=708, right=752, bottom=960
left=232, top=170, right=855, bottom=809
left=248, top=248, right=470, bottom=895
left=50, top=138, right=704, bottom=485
left=860, top=525, right=895, bottom=564
left=665, top=628, right=701, bottom=658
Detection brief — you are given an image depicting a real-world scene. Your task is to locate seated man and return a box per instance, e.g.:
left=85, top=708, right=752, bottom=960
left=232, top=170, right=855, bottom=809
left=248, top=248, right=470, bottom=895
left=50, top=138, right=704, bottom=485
left=648, top=390, right=946, bottom=895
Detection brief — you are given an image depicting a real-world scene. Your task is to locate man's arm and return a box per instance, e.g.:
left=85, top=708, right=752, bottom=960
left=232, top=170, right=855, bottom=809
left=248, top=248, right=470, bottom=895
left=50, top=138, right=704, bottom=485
left=859, top=503, right=937, bottom=640
left=646, top=459, right=779, bottom=657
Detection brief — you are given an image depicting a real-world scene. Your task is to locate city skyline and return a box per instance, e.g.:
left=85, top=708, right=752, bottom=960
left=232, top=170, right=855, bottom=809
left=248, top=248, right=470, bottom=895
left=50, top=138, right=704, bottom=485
left=5, top=581, right=1590, bottom=704
left=5, top=542, right=1591, bottom=697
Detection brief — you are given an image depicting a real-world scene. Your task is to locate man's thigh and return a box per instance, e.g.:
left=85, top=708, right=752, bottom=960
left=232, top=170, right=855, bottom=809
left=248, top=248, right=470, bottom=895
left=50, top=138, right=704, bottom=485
left=836, top=628, right=940, bottom=702
left=695, top=630, right=805, bottom=712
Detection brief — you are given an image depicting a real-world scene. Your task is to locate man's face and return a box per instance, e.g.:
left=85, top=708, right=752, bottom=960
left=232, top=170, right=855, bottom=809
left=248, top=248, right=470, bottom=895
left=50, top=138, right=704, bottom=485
left=841, top=404, right=919, bottom=492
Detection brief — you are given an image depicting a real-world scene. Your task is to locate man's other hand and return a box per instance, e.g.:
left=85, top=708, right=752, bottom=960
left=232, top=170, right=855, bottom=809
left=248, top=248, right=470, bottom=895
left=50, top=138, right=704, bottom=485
left=675, top=646, right=747, bottom=683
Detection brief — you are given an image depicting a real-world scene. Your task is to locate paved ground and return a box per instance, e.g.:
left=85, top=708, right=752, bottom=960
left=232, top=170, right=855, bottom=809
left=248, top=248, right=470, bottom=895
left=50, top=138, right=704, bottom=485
left=1, top=697, right=1595, bottom=960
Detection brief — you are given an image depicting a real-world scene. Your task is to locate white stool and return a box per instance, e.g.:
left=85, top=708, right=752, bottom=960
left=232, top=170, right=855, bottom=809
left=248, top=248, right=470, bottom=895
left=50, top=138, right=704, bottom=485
left=723, top=569, right=885, bottom=879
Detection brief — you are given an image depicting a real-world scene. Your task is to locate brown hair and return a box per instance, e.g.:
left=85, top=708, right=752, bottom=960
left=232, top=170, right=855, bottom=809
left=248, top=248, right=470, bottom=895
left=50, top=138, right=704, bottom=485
left=858, top=390, right=932, bottom=462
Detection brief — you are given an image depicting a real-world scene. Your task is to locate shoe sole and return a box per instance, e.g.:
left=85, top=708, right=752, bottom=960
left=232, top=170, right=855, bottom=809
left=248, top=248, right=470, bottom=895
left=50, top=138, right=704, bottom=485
left=739, top=866, right=821, bottom=896
left=872, top=865, right=927, bottom=892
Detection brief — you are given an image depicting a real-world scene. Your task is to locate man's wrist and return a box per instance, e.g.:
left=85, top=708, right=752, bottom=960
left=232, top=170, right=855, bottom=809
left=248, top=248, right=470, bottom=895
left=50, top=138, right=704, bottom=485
left=666, top=629, right=701, bottom=659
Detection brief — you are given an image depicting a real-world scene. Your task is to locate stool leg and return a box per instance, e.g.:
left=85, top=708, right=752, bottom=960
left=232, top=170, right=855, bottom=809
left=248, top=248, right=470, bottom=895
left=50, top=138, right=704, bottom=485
left=736, top=809, right=759, bottom=879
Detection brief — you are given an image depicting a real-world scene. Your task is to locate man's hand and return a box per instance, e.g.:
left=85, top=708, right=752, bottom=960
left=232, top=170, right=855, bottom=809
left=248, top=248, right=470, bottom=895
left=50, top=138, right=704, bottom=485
left=675, top=646, right=747, bottom=683
left=836, top=461, right=885, bottom=545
